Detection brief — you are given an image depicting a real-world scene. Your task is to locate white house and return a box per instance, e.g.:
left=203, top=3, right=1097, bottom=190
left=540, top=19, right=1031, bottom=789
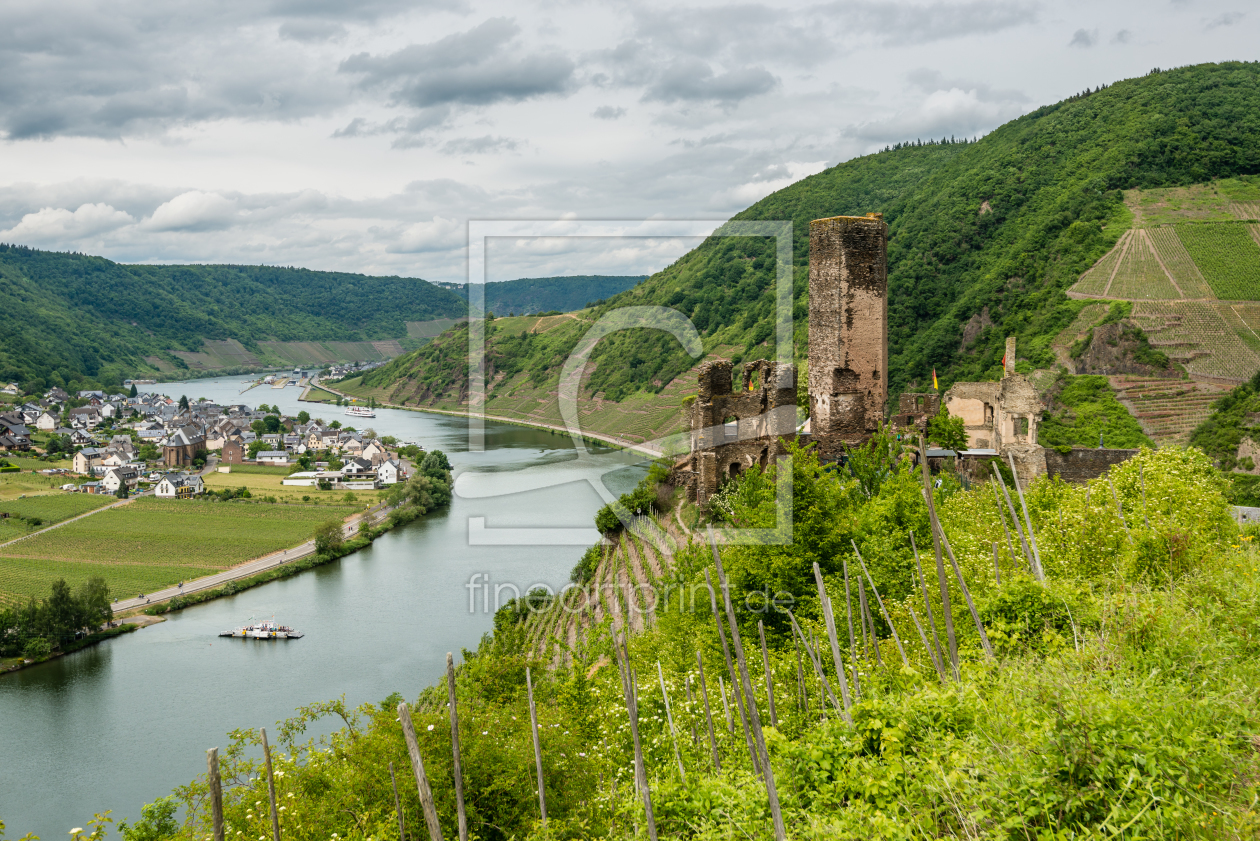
left=376, top=459, right=405, bottom=485
left=256, top=450, right=289, bottom=465
left=36, top=411, right=60, bottom=432
left=154, top=473, right=204, bottom=498
left=361, top=439, right=389, bottom=465
left=101, top=466, right=139, bottom=494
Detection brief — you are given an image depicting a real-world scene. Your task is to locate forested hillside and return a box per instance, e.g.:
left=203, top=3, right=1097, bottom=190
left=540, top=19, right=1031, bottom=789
left=437, top=275, right=646, bottom=316
left=0, top=245, right=465, bottom=390
left=364, top=62, right=1260, bottom=413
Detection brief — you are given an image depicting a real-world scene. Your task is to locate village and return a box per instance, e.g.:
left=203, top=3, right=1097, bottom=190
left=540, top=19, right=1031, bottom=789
left=0, top=383, right=411, bottom=499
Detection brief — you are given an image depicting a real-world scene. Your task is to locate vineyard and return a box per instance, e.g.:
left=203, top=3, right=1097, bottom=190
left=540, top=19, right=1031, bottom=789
left=1175, top=221, right=1260, bottom=301
left=1065, top=181, right=1260, bottom=384
left=0, top=497, right=358, bottom=604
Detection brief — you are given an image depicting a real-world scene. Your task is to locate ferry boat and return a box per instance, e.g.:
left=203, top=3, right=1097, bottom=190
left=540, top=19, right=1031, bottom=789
left=345, top=405, right=376, bottom=419
left=219, top=620, right=304, bottom=639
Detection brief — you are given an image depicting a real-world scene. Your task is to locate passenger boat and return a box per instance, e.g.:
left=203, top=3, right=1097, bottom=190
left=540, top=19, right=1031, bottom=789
left=345, top=405, right=376, bottom=418
left=219, top=620, right=304, bottom=639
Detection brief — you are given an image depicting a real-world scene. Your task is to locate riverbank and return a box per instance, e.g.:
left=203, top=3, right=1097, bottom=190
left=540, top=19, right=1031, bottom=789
left=0, top=623, right=142, bottom=675
left=313, top=379, right=670, bottom=459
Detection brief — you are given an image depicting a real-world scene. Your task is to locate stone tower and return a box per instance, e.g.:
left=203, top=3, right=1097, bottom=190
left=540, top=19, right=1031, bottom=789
left=808, top=214, right=888, bottom=454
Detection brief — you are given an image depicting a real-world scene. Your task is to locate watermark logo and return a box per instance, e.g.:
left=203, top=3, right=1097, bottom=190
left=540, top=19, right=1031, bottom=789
left=458, top=219, right=795, bottom=547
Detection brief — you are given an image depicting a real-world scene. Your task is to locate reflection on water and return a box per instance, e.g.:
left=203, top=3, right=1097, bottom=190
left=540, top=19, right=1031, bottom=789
left=0, top=375, right=646, bottom=834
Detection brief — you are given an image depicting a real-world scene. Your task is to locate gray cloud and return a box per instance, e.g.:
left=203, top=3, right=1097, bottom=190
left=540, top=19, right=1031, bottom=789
left=592, top=105, right=627, bottom=120
left=812, top=0, right=1039, bottom=46
left=279, top=20, right=349, bottom=42
left=339, top=18, right=576, bottom=139
left=643, top=60, right=778, bottom=104
left=1113, top=29, right=1132, bottom=43
left=440, top=135, right=522, bottom=155
left=1070, top=28, right=1098, bottom=47
left=1206, top=12, right=1244, bottom=29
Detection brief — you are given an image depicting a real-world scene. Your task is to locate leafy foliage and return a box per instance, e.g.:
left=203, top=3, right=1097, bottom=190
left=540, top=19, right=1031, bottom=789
left=1039, top=373, right=1155, bottom=449
left=0, top=576, right=112, bottom=657
left=448, top=275, right=647, bottom=315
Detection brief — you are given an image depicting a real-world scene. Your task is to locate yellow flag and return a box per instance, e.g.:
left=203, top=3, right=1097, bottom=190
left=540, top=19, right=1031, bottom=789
left=932, top=368, right=938, bottom=390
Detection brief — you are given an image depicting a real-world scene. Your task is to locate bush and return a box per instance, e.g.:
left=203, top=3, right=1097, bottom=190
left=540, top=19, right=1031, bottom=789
left=313, top=519, right=344, bottom=555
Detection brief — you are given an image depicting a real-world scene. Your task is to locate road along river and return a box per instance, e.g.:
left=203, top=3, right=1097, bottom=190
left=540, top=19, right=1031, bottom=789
left=0, top=374, right=647, bottom=834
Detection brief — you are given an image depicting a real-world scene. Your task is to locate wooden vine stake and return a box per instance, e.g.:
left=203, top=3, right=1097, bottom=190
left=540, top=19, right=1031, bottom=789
left=793, top=632, right=808, bottom=717
left=929, top=516, right=995, bottom=661
left=684, top=674, right=700, bottom=748
left=525, top=667, right=547, bottom=824
left=717, top=674, right=734, bottom=735
left=840, top=555, right=862, bottom=699
left=992, top=541, right=1001, bottom=585
left=207, top=747, right=225, bottom=841
left=611, top=628, right=657, bottom=841
left=909, top=530, right=949, bottom=681
left=1140, top=463, right=1150, bottom=528
left=1108, top=473, right=1134, bottom=544
left=851, top=543, right=909, bottom=666
left=696, top=650, right=721, bottom=773
left=656, top=661, right=688, bottom=783
left=1006, top=452, right=1045, bottom=579
left=907, top=604, right=945, bottom=680
left=704, top=567, right=759, bottom=776
left=786, top=610, right=843, bottom=714
left=260, top=728, right=281, bottom=841
left=447, top=653, right=469, bottom=841
left=389, top=762, right=407, bottom=841
left=757, top=620, right=778, bottom=727
left=922, top=437, right=960, bottom=673
left=991, top=480, right=1018, bottom=566
left=991, top=462, right=1035, bottom=575
left=398, top=702, right=445, bottom=841
left=709, top=528, right=787, bottom=841
left=811, top=562, right=854, bottom=717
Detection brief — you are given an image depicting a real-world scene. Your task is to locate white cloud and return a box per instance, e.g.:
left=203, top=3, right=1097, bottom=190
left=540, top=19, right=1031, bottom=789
left=143, top=191, right=239, bottom=232
left=0, top=202, right=134, bottom=242
left=390, top=216, right=463, bottom=253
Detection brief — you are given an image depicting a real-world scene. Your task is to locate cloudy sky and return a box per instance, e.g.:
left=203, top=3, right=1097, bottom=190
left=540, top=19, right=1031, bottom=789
left=0, top=0, right=1254, bottom=283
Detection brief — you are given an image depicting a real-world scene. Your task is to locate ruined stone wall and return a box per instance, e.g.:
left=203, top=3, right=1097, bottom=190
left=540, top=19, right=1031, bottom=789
left=1043, top=447, right=1140, bottom=483
left=808, top=214, right=888, bottom=456
left=688, top=360, right=797, bottom=503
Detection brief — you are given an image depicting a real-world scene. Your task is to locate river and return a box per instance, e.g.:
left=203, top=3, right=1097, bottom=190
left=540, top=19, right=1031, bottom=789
left=0, top=374, right=646, bottom=834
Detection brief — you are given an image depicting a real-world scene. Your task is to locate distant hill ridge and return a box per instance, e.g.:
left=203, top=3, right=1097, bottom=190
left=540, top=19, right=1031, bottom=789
left=0, top=245, right=465, bottom=389
left=346, top=62, right=1260, bottom=437
left=434, top=275, right=647, bottom=315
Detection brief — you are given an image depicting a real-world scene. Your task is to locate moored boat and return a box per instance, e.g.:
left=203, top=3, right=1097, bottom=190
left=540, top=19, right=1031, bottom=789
left=219, top=620, right=304, bottom=639
left=345, top=405, right=376, bottom=418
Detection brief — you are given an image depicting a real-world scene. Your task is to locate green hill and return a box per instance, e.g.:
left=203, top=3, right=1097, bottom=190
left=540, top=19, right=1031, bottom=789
left=350, top=62, right=1260, bottom=439
left=436, top=275, right=647, bottom=316
left=0, top=245, right=466, bottom=390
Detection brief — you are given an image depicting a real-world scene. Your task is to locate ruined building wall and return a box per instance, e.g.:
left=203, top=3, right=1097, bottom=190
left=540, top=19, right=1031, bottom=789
left=808, top=214, right=888, bottom=456
left=686, top=359, right=797, bottom=505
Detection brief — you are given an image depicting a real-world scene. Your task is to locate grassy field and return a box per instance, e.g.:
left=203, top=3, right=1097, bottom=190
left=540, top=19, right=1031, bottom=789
left=300, top=385, right=340, bottom=404
left=0, top=496, right=360, bottom=605
left=0, top=471, right=78, bottom=501
left=206, top=468, right=384, bottom=504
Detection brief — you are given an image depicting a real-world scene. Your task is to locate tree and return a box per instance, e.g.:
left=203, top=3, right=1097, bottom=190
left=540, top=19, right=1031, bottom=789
left=928, top=404, right=969, bottom=451
left=138, top=442, right=159, bottom=462
left=178, top=395, right=189, bottom=411
left=128, top=384, right=138, bottom=398
left=313, top=520, right=344, bottom=555
left=115, top=483, right=129, bottom=499
left=247, top=440, right=268, bottom=460
left=77, top=576, right=112, bottom=628
left=263, top=415, right=282, bottom=434
left=329, top=420, right=342, bottom=430
left=297, top=410, right=311, bottom=425
left=118, top=796, right=179, bottom=841
left=363, top=428, right=377, bottom=440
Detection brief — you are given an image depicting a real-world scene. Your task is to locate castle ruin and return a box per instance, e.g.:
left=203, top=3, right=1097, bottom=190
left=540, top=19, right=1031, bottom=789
left=807, top=214, right=889, bottom=457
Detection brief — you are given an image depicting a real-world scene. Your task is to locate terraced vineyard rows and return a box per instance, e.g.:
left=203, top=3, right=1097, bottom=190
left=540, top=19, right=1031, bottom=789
left=1109, top=376, right=1229, bottom=445
left=0, top=498, right=358, bottom=603
left=1176, top=222, right=1260, bottom=300
left=1072, top=230, right=1129, bottom=295
left=1110, top=230, right=1180, bottom=299
left=1130, top=301, right=1260, bottom=381
left=1147, top=226, right=1216, bottom=299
